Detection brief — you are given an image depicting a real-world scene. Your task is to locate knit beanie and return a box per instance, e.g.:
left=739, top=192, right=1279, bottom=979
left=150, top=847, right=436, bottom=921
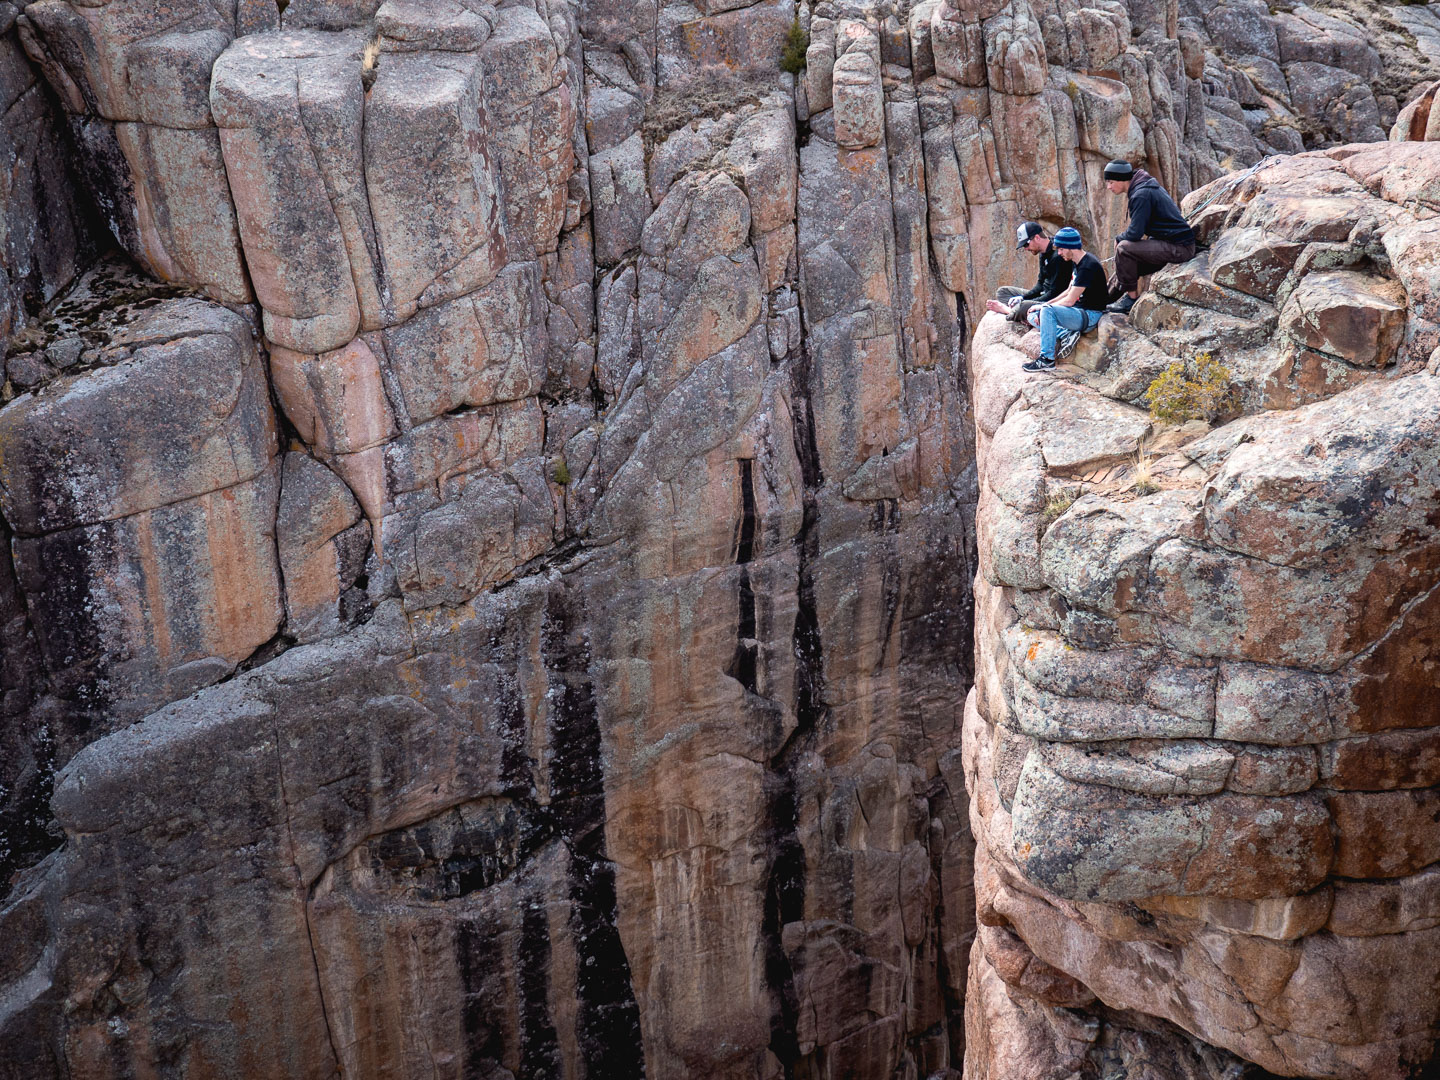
left=1103, top=160, right=1135, bottom=181
left=1052, top=227, right=1083, bottom=249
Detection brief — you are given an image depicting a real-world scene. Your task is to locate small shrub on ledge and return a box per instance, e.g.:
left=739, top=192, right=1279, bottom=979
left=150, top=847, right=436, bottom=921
left=1144, top=352, right=1237, bottom=425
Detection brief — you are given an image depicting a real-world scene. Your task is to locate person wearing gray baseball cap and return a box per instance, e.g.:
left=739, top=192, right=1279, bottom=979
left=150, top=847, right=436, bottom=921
left=1102, top=160, right=1196, bottom=315
left=985, top=221, right=1073, bottom=325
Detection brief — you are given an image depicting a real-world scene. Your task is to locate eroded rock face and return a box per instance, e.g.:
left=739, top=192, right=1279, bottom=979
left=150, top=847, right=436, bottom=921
left=0, top=0, right=1437, bottom=1075
left=0, top=2, right=974, bottom=1077
left=967, top=146, right=1440, bottom=1080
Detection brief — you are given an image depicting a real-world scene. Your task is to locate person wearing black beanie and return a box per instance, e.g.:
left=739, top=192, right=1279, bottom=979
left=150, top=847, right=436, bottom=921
left=1102, top=160, right=1196, bottom=315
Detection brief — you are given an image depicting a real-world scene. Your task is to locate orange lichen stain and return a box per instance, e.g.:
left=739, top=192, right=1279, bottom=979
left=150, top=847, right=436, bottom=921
left=1018, top=842, right=1032, bottom=855
left=134, top=511, right=173, bottom=663
left=1027, top=641, right=1041, bottom=662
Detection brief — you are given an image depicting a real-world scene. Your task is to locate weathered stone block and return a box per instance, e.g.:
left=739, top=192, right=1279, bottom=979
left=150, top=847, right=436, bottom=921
left=270, top=336, right=396, bottom=457
left=14, top=465, right=283, bottom=720
left=832, top=49, right=884, bottom=148
left=1206, top=226, right=1303, bottom=297
left=212, top=32, right=370, bottom=352
left=381, top=261, right=546, bottom=428
left=277, top=453, right=368, bottom=643
left=1329, top=789, right=1440, bottom=879
left=376, top=0, right=493, bottom=52
left=589, top=131, right=647, bottom=267
left=1329, top=866, right=1440, bottom=936
left=0, top=302, right=273, bottom=535
left=1011, top=756, right=1331, bottom=901
left=1279, top=269, right=1407, bottom=367
left=364, top=50, right=507, bottom=320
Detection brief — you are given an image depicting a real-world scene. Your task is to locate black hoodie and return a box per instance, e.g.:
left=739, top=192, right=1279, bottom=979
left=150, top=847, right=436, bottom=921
left=1021, top=239, right=1074, bottom=301
left=1119, top=169, right=1195, bottom=245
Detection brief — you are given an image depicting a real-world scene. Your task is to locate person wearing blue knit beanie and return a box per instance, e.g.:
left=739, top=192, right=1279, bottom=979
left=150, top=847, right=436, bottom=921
left=1021, top=226, right=1110, bottom=373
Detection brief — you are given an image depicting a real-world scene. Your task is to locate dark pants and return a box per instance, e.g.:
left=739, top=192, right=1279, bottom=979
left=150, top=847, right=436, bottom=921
left=1115, top=238, right=1196, bottom=293
left=996, top=285, right=1043, bottom=324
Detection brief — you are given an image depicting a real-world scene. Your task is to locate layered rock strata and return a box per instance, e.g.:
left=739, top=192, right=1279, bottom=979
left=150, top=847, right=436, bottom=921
left=966, top=145, right=1440, bottom=1079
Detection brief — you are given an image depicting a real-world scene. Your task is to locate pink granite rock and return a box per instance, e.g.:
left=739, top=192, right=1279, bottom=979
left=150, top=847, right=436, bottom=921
left=3, top=2, right=1440, bottom=1078
left=966, top=147, right=1440, bottom=1079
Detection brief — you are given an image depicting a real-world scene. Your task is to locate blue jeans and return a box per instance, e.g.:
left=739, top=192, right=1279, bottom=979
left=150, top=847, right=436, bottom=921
left=1034, top=305, right=1102, bottom=359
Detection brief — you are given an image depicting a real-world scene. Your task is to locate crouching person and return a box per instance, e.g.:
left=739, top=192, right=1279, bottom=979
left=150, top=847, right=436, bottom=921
left=1023, top=227, right=1110, bottom=373
left=1103, top=160, right=1197, bottom=315
left=987, top=221, right=1072, bottom=324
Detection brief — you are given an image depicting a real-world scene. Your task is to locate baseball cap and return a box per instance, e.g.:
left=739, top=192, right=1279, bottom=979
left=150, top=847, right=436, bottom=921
left=1015, top=221, right=1044, bottom=249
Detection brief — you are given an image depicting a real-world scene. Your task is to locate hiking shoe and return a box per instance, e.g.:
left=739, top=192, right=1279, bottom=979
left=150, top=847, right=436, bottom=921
left=1106, top=294, right=1137, bottom=315
left=1056, top=329, right=1081, bottom=360
left=1023, top=356, right=1055, bottom=372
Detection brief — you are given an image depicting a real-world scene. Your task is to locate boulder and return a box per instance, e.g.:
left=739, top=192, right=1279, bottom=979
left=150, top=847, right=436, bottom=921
left=1278, top=269, right=1407, bottom=367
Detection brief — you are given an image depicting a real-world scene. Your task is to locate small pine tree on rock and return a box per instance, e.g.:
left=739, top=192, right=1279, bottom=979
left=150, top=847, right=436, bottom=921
left=780, top=18, right=809, bottom=75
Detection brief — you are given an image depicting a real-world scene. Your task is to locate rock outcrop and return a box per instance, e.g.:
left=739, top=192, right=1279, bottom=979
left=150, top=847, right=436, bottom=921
left=967, top=144, right=1440, bottom=1080
left=0, top=0, right=1436, bottom=1075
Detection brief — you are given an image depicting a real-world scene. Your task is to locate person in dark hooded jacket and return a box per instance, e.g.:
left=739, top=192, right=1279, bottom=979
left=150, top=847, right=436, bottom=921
left=1102, top=161, right=1196, bottom=315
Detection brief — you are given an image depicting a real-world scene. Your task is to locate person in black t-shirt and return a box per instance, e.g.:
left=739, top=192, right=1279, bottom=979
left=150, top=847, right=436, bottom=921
left=987, top=221, right=1073, bottom=325
left=1022, top=227, right=1108, bottom=373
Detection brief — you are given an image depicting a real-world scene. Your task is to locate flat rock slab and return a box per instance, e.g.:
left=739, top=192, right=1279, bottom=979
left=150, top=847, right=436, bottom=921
left=1026, top=382, right=1152, bottom=473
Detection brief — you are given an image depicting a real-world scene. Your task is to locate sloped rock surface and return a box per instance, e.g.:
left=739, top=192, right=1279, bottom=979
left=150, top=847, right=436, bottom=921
left=967, top=145, right=1440, bottom=1080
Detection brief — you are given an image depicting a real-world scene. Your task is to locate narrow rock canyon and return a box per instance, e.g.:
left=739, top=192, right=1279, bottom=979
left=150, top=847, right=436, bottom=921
left=0, top=0, right=1436, bottom=1077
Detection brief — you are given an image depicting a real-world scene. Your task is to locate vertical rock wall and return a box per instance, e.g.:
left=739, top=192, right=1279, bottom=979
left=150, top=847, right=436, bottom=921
left=0, top=0, right=1436, bottom=1076
left=0, top=1, right=977, bottom=1076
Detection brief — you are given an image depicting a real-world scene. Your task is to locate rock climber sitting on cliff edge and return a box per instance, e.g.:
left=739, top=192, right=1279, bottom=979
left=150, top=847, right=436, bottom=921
left=986, top=221, right=1072, bottom=325
left=1102, top=159, right=1196, bottom=315
left=1021, top=226, right=1110, bottom=373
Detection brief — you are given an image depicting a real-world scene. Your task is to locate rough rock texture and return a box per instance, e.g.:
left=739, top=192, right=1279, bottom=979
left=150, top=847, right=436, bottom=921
left=0, top=0, right=1437, bottom=1075
left=966, top=146, right=1440, bottom=1080
left=0, top=5, right=95, bottom=340
left=0, top=2, right=976, bottom=1076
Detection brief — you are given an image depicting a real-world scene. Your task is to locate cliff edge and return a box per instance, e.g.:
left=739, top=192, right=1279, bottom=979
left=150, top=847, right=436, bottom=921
left=966, top=144, right=1440, bottom=1079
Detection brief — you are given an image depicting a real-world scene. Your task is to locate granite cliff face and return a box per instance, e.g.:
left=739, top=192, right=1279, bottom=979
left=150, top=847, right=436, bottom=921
left=967, top=145, right=1440, bottom=1079
left=0, top=0, right=1436, bottom=1076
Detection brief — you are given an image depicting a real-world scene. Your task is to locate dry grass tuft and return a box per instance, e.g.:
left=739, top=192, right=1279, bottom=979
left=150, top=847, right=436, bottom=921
left=641, top=72, right=776, bottom=146
left=1132, top=446, right=1160, bottom=495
